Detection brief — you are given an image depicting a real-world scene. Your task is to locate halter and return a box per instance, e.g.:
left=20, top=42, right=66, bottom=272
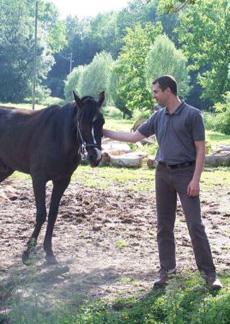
left=77, top=121, right=99, bottom=160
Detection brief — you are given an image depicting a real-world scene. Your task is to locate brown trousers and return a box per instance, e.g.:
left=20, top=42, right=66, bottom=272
left=155, top=164, right=216, bottom=274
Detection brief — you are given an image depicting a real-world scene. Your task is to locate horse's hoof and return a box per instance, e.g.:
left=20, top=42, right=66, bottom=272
left=22, top=251, right=31, bottom=265
left=45, top=255, right=58, bottom=265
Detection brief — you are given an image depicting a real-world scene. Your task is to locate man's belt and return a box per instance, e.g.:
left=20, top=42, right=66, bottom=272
left=158, top=161, right=195, bottom=169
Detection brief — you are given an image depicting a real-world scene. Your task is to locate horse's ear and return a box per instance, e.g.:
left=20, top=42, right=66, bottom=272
left=73, top=91, right=83, bottom=109
left=98, top=91, right=105, bottom=107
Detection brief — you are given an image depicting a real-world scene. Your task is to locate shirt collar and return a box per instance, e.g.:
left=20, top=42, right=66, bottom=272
left=164, top=101, right=185, bottom=115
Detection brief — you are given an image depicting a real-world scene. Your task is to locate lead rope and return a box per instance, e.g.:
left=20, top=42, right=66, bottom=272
left=77, top=122, right=88, bottom=160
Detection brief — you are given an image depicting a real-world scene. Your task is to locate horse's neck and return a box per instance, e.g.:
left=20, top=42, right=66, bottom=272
left=61, top=105, right=79, bottom=153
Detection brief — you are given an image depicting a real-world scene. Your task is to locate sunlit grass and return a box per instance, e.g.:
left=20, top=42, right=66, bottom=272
left=72, top=164, right=155, bottom=191
left=206, top=130, right=230, bottom=148
left=0, top=102, right=45, bottom=110
left=10, top=165, right=230, bottom=193
left=0, top=97, right=64, bottom=110
left=104, top=116, right=133, bottom=132
left=201, top=167, right=230, bottom=191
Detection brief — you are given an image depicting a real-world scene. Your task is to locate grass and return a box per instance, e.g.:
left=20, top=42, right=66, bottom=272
left=11, top=164, right=230, bottom=193
left=206, top=130, right=230, bottom=149
left=0, top=97, right=64, bottom=110
left=2, top=272, right=228, bottom=324
left=104, top=116, right=133, bottom=132
left=67, top=273, right=230, bottom=324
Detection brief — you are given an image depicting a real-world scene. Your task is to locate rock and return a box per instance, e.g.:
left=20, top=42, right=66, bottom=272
left=205, top=150, right=230, bottom=166
left=147, top=157, right=157, bottom=169
left=213, top=144, right=230, bottom=152
left=99, top=152, right=111, bottom=166
left=110, top=152, right=145, bottom=168
left=102, top=139, right=131, bottom=155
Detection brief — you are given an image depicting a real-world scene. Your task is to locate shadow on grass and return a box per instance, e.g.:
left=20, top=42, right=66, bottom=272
left=0, top=254, right=153, bottom=323
left=1, top=261, right=229, bottom=323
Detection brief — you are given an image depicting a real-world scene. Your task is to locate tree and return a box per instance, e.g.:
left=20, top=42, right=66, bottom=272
left=46, top=0, right=180, bottom=98
left=178, top=0, right=229, bottom=104
left=77, top=51, right=114, bottom=102
left=145, top=34, right=190, bottom=98
left=64, top=65, right=85, bottom=101
left=157, top=0, right=196, bottom=13
left=0, top=0, right=66, bottom=102
left=111, top=22, right=163, bottom=114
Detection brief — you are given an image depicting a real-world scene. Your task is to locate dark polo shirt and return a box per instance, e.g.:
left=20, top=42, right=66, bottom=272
left=138, top=102, right=205, bottom=164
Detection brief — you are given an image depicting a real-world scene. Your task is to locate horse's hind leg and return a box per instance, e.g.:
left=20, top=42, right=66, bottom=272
left=22, top=176, right=47, bottom=264
left=44, top=177, right=70, bottom=264
left=0, top=161, right=14, bottom=182
left=0, top=170, right=14, bottom=182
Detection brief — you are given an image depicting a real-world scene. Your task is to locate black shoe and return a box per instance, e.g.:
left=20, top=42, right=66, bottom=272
left=153, top=268, right=176, bottom=288
left=205, top=273, right=223, bottom=291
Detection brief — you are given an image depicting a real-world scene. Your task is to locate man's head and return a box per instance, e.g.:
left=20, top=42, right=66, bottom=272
left=152, top=75, right=177, bottom=107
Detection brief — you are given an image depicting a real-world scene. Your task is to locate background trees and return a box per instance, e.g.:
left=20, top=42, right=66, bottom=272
left=0, top=0, right=229, bottom=135
left=64, top=52, right=113, bottom=103
left=0, top=0, right=66, bottom=102
left=145, top=34, right=190, bottom=98
left=178, top=0, right=229, bottom=104
left=109, top=22, right=163, bottom=115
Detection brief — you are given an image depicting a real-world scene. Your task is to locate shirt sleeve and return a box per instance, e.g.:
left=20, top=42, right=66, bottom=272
left=137, top=113, right=157, bottom=138
left=192, top=111, right=205, bottom=141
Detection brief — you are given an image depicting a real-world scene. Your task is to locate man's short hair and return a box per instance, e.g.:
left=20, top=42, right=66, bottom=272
left=152, top=75, right=177, bottom=95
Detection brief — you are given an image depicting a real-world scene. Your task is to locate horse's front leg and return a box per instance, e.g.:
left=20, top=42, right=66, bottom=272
left=22, top=176, right=47, bottom=264
left=44, top=177, right=70, bottom=264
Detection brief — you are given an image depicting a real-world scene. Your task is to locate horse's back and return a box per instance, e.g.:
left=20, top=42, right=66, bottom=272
left=0, top=104, right=78, bottom=176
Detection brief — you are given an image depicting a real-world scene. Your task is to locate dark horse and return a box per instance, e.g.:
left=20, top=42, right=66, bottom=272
left=0, top=91, right=105, bottom=264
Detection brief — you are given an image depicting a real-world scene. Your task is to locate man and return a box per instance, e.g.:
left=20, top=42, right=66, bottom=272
left=103, top=75, right=222, bottom=290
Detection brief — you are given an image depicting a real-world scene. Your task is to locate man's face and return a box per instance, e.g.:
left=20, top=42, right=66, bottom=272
left=152, top=82, right=169, bottom=107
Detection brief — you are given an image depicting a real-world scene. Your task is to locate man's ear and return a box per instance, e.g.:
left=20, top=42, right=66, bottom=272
left=98, top=91, right=105, bottom=107
left=73, top=91, right=83, bottom=108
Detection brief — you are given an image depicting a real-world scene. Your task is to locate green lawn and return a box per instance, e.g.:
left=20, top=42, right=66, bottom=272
left=59, top=273, right=230, bottom=324
left=206, top=130, right=230, bottom=147
left=0, top=97, right=63, bottom=110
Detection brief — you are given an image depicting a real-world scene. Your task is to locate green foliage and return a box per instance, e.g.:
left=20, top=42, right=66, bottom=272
left=64, top=65, right=85, bottom=101
left=204, top=92, right=230, bottom=135
left=107, top=61, right=128, bottom=114
left=145, top=34, right=190, bottom=98
left=0, top=0, right=36, bottom=102
left=53, top=273, right=230, bottom=324
left=78, top=51, right=114, bottom=102
left=103, top=105, right=124, bottom=119
left=0, top=0, right=66, bottom=103
left=158, top=0, right=196, bottom=13
left=178, top=0, right=230, bottom=104
left=111, top=22, right=163, bottom=114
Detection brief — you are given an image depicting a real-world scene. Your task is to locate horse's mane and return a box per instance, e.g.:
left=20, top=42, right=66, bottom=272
left=77, top=96, right=99, bottom=123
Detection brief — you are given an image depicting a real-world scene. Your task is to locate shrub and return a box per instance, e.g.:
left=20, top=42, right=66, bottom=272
left=204, top=92, right=230, bottom=135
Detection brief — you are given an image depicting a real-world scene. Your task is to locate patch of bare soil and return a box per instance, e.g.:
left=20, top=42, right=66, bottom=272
left=0, top=178, right=229, bottom=314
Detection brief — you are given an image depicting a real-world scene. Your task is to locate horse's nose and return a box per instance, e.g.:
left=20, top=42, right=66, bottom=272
left=87, top=148, right=102, bottom=167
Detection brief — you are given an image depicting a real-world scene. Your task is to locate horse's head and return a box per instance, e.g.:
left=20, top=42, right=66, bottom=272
left=73, top=91, right=105, bottom=167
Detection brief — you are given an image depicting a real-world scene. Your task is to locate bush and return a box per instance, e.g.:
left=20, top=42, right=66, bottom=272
left=204, top=92, right=230, bottom=135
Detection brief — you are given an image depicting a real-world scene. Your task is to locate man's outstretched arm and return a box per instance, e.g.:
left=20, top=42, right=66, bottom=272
left=103, top=129, right=145, bottom=143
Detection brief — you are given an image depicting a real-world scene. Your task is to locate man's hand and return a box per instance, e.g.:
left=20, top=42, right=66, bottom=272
left=187, top=178, right=200, bottom=197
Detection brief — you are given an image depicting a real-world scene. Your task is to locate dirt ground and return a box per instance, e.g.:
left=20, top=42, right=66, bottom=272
left=0, top=177, right=229, bottom=313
